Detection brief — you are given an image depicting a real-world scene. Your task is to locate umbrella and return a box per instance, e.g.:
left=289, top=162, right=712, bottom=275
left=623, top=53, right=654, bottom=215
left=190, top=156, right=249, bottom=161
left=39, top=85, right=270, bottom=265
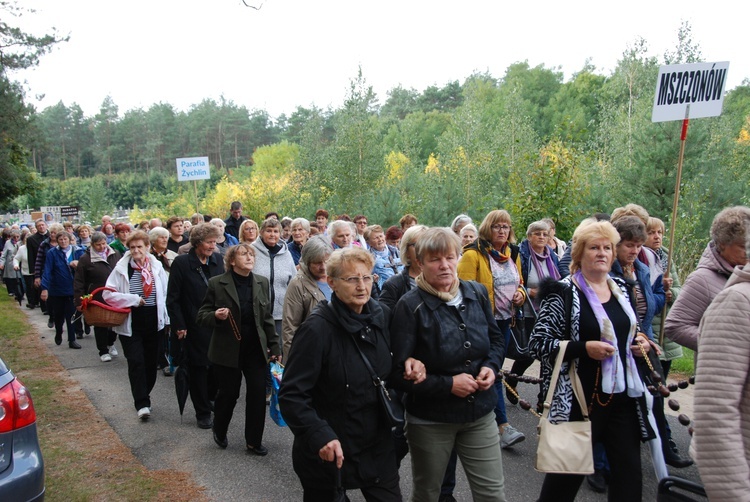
left=174, top=338, right=190, bottom=423
left=10, top=278, right=23, bottom=306
left=333, top=455, right=346, bottom=502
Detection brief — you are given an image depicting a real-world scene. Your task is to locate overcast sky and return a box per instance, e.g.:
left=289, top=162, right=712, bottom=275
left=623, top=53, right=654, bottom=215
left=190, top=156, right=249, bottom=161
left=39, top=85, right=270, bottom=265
left=13, top=0, right=748, bottom=120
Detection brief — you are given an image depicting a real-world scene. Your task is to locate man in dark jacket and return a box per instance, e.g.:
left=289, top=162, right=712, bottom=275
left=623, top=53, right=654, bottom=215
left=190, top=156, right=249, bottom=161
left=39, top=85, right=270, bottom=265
left=26, top=219, right=49, bottom=309
left=223, top=201, right=247, bottom=240
left=167, top=223, right=225, bottom=429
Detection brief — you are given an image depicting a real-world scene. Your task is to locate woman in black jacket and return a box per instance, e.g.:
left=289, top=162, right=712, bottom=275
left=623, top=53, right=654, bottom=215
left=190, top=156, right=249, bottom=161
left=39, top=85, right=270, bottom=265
left=167, top=223, right=225, bottom=429
left=279, top=247, right=424, bottom=501
left=389, top=227, right=506, bottom=501
left=73, top=232, right=121, bottom=361
left=379, top=224, right=427, bottom=310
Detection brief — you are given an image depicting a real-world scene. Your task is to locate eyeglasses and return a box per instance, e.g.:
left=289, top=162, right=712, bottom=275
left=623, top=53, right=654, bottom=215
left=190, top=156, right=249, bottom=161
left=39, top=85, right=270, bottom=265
left=532, top=231, right=549, bottom=238
left=491, top=224, right=511, bottom=232
left=356, top=220, right=368, bottom=225
left=335, top=275, right=374, bottom=285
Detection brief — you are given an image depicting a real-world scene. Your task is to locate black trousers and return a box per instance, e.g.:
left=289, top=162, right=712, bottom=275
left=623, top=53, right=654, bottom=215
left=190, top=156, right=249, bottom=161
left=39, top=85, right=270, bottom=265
left=212, top=349, right=267, bottom=447
left=538, top=393, right=642, bottom=502
left=24, top=275, right=37, bottom=307
left=120, top=307, right=160, bottom=410
left=302, top=471, right=402, bottom=502
left=188, top=364, right=213, bottom=420
left=49, top=295, right=76, bottom=342
left=94, top=326, right=117, bottom=355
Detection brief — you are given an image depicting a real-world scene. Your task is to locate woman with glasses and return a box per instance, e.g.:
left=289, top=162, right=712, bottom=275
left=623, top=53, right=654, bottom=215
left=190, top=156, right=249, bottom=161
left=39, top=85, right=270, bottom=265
left=238, top=219, right=260, bottom=245
left=196, top=243, right=280, bottom=454
left=457, top=209, right=527, bottom=449
left=505, top=221, right=561, bottom=408
left=280, top=247, right=424, bottom=500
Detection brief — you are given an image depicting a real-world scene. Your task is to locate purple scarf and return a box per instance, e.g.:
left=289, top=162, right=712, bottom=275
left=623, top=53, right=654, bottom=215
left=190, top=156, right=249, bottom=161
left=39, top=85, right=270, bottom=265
left=530, top=246, right=561, bottom=282
left=573, top=271, right=643, bottom=397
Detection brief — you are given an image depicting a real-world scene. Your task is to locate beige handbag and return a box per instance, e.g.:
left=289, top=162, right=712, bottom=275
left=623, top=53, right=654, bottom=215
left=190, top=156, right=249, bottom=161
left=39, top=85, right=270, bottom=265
left=535, top=340, right=594, bottom=475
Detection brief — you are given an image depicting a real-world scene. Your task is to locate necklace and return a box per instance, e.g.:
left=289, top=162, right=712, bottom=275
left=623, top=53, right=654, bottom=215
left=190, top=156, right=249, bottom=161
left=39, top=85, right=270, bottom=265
left=589, top=350, right=619, bottom=413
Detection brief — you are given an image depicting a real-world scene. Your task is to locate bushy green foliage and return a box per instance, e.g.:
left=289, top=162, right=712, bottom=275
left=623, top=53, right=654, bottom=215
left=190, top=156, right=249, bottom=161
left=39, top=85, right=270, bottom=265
left=6, top=22, right=750, bottom=276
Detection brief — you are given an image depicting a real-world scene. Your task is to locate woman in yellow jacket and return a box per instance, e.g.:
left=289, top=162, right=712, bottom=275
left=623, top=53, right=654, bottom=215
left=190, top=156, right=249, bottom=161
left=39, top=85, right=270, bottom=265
left=457, top=209, right=527, bottom=449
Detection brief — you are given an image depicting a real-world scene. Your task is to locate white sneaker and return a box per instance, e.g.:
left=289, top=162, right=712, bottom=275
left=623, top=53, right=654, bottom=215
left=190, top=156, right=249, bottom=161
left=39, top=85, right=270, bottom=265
left=500, top=424, right=526, bottom=449
left=100, top=353, right=112, bottom=362
left=108, top=345, right=119, bottom=357
left=137, top=407, right=151, bottom=420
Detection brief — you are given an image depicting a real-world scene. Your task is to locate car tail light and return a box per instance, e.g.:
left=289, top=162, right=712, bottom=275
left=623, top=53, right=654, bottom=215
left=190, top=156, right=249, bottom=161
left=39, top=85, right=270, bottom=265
left=0, top=378, right=37, bottom=433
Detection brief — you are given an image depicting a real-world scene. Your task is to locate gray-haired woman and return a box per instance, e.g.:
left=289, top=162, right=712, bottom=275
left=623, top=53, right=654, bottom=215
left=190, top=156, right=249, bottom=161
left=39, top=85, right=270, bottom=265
left=665, top=205, right=750, bottom=353
left=281, top=235, right=332, bottom=360
left=74, top=231, right=122, bottom=361
left=451, top=214, right=472, bottom=236
left=148, top=227, right=178, bottom=273
left=1, top=229, right=23, bottom=304
left=167, top=223, right=225, bottom=429
left=288, top=217, right=311, bottom=267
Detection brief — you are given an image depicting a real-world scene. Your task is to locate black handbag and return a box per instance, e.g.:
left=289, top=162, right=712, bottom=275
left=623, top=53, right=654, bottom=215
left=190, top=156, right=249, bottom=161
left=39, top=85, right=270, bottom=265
left=349, top=333, right=405, bottom=428
left=507, top=312, right=530, bottom=361
left=506, top=286, right=536, bottom=361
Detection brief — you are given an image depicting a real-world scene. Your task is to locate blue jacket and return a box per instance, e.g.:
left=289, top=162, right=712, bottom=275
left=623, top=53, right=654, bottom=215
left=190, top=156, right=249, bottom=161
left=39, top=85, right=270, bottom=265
left=41, top=245, right=85, bottom=296
left=224, top=233, right=239, bottom=246
left=610, top=259, right=665, bottom=340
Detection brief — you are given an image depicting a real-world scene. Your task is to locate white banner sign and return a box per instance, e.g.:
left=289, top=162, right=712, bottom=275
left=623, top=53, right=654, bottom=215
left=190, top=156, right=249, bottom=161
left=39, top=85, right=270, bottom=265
left=652, top=62, right=729, bottom=122
left=176, top=156, right=211, bottom=181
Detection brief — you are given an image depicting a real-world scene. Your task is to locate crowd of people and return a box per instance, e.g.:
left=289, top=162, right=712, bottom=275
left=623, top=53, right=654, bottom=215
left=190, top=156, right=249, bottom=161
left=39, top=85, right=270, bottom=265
left=1, top=201, right=749, bottom=502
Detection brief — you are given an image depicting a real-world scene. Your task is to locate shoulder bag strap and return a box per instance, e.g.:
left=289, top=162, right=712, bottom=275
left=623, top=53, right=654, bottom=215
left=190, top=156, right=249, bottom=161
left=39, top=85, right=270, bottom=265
left=325, top=303, right=382, bottom=386
left=541, top=341, right=590, bottom=421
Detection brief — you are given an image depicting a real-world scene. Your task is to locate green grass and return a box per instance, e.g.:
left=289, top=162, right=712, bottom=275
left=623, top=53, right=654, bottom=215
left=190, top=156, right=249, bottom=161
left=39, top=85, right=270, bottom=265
left=670, top=348, right=695, bottom=377
left=0, top=293, right=202, bottom=501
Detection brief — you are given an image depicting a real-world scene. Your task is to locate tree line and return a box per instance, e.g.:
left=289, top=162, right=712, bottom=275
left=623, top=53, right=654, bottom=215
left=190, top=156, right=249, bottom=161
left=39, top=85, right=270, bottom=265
left=3, top=18, right=750, bottom=279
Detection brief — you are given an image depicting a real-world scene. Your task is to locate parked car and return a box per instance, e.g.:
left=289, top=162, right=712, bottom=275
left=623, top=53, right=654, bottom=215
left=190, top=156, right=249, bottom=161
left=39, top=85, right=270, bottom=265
left=0, top=355, right=45, bottom=501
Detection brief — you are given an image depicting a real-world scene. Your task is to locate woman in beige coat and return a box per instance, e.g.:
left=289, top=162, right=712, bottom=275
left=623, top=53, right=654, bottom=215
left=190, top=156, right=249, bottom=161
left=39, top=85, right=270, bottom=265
left=281, top=235, right=331, bottom=361
left=694, top=233, right=750, bottom=501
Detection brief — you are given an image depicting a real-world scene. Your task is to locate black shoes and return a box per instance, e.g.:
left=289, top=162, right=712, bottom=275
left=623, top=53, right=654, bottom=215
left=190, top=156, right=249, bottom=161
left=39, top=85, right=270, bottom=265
left=69, top=341, right=82, bottom=349
left=197, top=417, right=213, bottom=429
left=47, top=319, right=54, bottom=329
left=664, top=448, right=694, bottom=468
left=55, top=333, right=62, bottom=345
left=505, top=384, right=519, bottom=405
left=587, top=469, right=608, bottom=493
left=246, top=444, right=268, bottom=456
left=213, top=429, right=228, bottom=449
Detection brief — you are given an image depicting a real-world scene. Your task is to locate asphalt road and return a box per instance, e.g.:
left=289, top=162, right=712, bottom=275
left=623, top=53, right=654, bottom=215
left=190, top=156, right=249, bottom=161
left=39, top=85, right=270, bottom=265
left=23, top=305, right=703, bottom=501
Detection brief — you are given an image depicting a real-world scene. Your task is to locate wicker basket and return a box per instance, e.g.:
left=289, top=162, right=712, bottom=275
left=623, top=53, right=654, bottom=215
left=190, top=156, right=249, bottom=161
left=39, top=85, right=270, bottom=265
left=81, top=287, right=130, bottom=328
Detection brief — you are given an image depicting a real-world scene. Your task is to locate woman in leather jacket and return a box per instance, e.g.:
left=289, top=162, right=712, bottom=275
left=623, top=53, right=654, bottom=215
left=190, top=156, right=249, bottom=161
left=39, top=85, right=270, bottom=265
left=390, top=227, right=506, bottom=502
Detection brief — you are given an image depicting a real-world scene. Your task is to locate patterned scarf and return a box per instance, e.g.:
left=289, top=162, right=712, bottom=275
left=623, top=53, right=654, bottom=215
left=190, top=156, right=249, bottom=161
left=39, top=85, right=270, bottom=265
left=573, top=271, right=644, bottom=397
left=487, top=240, right=510, bottom=264
left=130, top=258, right=153, bottom=299
left=416, top=273, right=460, bottom=302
